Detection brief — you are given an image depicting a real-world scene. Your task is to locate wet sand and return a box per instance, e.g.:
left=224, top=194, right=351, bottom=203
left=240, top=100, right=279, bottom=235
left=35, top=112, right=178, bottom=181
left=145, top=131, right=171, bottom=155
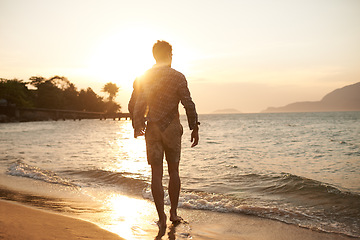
left=177, top=208, right=357, bottom=240
left=0, top=199, right=357, bottom=240
left=0, top=200, right=124, bottom=240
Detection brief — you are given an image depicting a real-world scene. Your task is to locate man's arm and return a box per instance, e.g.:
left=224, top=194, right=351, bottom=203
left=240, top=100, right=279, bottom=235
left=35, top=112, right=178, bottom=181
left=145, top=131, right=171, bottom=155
left=133, top=96, right=147, bottom=138
left=191, top=125, right=199, bottom=147
left=129, top=78, right=147, bottom=138
left=178, top=79, right=198, bottom=130
left=128, top=79, right=139, bottom=128
left=178, top=77, right=199, bottom=147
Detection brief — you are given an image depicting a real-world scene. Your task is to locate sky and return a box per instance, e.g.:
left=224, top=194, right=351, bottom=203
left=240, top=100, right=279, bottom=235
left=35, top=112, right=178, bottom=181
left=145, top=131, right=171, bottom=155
left=1, top=0, right=360, bottom=113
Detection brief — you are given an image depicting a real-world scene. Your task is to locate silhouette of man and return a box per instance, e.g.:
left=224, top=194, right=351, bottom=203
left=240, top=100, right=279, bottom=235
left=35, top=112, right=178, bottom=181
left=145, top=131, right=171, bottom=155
left=128, top=40, right=199, bottom=236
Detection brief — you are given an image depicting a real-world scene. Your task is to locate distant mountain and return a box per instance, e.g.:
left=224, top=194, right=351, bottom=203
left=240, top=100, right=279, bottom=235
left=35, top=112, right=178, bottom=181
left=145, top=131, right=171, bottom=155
left=212, top=108, right=241, bottom=114
left=262, top=82, right=360, bottom=113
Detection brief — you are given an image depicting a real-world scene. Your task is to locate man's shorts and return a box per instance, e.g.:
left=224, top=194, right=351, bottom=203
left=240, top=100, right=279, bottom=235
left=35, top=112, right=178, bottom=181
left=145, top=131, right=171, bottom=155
left=145, top=117, right=183, bottom=165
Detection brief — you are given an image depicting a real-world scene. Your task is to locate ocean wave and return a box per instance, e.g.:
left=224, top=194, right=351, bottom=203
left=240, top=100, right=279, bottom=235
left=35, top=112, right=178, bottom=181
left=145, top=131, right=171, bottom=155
left=7, top=161, right=78, bottom=188
left=86, top=168, right=359, bottom=238
left=65, top=169, right=148, bottom=195
left=142, top=183, right=359, bottom=238
left=142, top=186, right=308, bottom=221
left=142, top=172, right=360, bottom=238
left=260, top=173, right=345, bottom=194
left=225, top=172, right=357, bottom=197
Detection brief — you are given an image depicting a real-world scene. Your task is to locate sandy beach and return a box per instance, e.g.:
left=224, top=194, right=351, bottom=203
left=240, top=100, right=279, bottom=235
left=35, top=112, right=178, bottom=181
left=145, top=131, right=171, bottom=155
left=0, top=198, right=357, bottom=240
left=0, top=200, right=124, bottom=240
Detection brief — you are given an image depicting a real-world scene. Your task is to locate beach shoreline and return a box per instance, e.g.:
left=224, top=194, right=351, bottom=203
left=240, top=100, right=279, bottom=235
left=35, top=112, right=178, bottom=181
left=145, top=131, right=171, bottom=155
left=1, top=113, right=359, bottom=239
left=0, top=198, right=357, bottom=240
left=0, top=199, right=124, bottom=240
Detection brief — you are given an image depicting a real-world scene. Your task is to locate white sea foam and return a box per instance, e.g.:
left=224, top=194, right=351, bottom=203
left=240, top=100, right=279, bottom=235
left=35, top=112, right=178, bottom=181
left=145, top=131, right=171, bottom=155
left=144, top=186, right=251, bottom=214
left=7, top=161, right=78, bottom=187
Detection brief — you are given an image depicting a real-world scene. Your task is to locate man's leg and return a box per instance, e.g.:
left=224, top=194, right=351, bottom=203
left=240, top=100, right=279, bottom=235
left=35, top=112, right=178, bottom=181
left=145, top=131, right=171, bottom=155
left=146, top=123, right=167, bottom=232
left=167, top=160, right=181, bottom=222
left=151, top=164, right=167, bottom=230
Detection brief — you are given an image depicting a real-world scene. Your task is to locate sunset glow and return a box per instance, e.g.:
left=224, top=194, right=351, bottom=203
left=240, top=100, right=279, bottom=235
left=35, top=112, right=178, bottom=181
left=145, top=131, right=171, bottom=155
left=87, top=28, right=156, bottom=89
left=1, top=0, right=359, bottom=113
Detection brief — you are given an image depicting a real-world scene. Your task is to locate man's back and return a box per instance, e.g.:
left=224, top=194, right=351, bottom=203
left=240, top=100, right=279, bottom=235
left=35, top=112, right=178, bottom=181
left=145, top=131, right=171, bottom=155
left=131, top=65, right=197, bottom=132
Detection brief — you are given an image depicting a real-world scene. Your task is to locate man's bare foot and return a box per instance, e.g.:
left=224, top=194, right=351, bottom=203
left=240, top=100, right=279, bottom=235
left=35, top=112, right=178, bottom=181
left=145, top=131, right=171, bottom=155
left=155, top=214, right=167, bottom=238
left=170, top=215, right=183, bottom=223
left=170, top=210, right=183, bottom=223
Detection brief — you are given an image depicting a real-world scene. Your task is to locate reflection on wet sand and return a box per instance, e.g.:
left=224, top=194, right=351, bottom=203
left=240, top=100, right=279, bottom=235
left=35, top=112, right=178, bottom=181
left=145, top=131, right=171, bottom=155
left=104, top=194, right=152, bottom=239
left=0, top=184, right=192, bottom=240
left=104, top=193, right=192, bottom=239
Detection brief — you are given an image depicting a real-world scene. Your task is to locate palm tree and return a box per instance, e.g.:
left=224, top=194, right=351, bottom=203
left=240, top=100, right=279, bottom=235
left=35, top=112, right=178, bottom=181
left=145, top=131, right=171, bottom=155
left=102, top=82, right=119, bottom=102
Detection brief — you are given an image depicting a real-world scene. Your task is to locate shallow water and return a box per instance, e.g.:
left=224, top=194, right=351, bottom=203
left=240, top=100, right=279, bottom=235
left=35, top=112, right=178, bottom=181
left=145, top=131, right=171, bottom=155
left=1, top=111, right=359, bottom=237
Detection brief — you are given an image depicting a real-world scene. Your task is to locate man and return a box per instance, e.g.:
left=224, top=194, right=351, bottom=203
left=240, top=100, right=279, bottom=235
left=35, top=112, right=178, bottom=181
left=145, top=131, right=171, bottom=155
left=128, top=40, right=199, bottom=235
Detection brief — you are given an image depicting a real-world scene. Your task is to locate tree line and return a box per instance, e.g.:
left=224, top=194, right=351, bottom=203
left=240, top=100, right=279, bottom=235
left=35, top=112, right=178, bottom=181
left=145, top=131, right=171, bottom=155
left=0, top=76, right=121, bottom=113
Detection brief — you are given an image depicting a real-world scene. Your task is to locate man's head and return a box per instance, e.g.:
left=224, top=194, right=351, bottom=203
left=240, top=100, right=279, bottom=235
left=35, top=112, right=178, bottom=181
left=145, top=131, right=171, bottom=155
left=152, top=40, right=172, bottom=65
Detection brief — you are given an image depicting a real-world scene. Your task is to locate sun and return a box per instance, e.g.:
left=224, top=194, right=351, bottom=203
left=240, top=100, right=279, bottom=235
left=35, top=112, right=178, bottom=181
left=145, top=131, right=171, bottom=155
left=86, top=27, right=196, bottom=92
left=87, top=28, right=157, bottom=90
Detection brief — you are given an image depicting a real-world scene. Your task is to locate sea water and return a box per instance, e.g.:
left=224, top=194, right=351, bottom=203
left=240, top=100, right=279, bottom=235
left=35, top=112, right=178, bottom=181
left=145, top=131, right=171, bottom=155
left=0, top=112, right=359, bottom=238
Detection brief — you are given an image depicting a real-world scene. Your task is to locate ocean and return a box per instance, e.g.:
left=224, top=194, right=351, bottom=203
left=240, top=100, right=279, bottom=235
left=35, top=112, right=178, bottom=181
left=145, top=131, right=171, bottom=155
left=0, top=112, right=359, bottom=238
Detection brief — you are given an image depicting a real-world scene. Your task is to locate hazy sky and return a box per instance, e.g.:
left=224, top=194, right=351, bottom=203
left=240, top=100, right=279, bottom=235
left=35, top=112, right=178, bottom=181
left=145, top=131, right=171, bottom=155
left=1, top=0, right=360, bottom=113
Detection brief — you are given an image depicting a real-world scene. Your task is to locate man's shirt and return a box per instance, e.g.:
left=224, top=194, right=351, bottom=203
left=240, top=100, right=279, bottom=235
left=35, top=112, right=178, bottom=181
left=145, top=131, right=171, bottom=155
left=128, top=65, right=198, bottom=132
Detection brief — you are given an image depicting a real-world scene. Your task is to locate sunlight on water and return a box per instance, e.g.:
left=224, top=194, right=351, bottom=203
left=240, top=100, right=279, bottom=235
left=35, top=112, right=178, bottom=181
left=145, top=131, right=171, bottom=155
left=116, top=137, right=147, bottom=173
left=105, top=121, right=150, bottom=178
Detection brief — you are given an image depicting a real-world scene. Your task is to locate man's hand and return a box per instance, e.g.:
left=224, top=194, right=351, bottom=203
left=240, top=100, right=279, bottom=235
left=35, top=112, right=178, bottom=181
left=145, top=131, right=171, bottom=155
left=134, top=128, right=145, bottom=138
left=191, top=127, right=199, bottom=147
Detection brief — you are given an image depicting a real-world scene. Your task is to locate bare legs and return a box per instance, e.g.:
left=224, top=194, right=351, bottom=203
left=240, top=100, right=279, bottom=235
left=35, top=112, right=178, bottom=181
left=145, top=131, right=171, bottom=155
left=168, top=161, right=181, bottom=222
left=151, top=164, right=167, bottom=237
left=151, top=161, right=181, bottom=237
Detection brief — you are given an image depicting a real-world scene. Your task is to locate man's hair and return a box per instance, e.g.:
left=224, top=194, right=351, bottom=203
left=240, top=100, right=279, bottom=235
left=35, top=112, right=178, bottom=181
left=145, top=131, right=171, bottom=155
left=152, top=40, right=172, bottom=62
